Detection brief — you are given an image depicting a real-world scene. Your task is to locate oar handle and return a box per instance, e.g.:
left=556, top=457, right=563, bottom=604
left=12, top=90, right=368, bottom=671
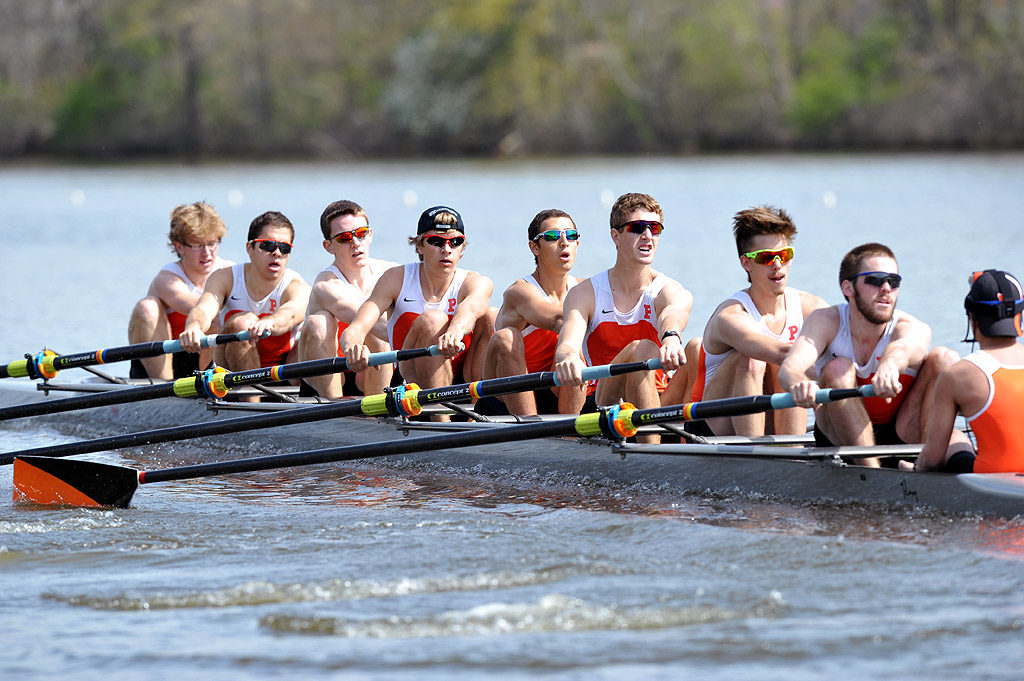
left=162, top=330, right=252, bottom=354
left=764, top=384, right=876, bottom=410
left=562, top=358, right=662, bottom=385
left=349, top=344, right=441, bottom=371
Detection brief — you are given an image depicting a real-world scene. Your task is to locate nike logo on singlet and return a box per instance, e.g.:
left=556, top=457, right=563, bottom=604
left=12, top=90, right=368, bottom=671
left=602, top=309, right=614, bottom=314
left=230, top=295, right=241, bottom=300
left=403, top=297, right=416, bottom=302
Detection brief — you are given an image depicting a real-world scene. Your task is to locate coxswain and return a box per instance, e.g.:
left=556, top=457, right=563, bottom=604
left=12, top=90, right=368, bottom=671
left=914, top=269, right=1024, bottom=473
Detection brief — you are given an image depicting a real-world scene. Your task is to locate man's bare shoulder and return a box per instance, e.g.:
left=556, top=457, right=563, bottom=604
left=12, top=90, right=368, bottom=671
left=792, top=288, right=830, bottom=314
left=463, top=269, right=493, bottom=288
left=370, top=258, right=400, bottom=275
left=562, top=278, right=596, bottom=310
left=891, top=309, right=933, bottom=343
left=287, top=269, right=310, bottom=287
left=802, top=304, right=842, bottom=331
left=502, top=277, right=540, bottom=302
left=312, top=267, right=339, bottom=286
left=894, top=308, right=927, bottom=328
left=205, top=265, right=234, bottom=288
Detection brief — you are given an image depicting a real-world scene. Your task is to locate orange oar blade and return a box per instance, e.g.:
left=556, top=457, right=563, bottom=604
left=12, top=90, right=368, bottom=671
left=13, top=456, right=138, bottom=508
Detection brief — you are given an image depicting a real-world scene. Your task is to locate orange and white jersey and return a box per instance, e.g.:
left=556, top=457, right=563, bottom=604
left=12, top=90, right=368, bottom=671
left=583, top=270, right=670, bottom=392
left=220, top=263, right=302, bottom=366
left=519, top=273, right=578, bottom=373
left=386, top=263, right=469, bottom=352
left=160, top=258, right=228, bottom=337
left=318, top=261, right=395, bottom=352
left=963, top=351, right=1024, bottom=473
left=814, top=302, right=915, bottom=424
left=692, top=288, right=803, bottom=400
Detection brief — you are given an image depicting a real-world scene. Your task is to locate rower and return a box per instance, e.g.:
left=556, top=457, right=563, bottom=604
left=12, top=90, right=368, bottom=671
left=179, top=211, right=310, bottom=375
left=127, top=201, right=232, bottom=380
left=554, top=192, right=693, bottom=441
left=479, top=209, right=587, bottom=416
left=340, top=205, right=494, bottom=413
left=687, top=206, right=828, bottom=436
left=779, top=242, right=966, bottom=465
left=914, top=269, right=1024, bottom=473
left=298, top=200, right=398, bottom=399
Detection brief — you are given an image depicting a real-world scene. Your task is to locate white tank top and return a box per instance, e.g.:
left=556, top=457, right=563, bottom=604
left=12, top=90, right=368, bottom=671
left=220, top=263, right=301, bottom=325
left=582, top=270, right=669, bottom=368
left=317, top=259, right=395, bottom=307
left=701, top=288, right=804, bottom=384
left=386, top=263, right=469, bottom=351
left=159, top=257, right=228, bottom=303
left=814, top=302, right=913, bottom=378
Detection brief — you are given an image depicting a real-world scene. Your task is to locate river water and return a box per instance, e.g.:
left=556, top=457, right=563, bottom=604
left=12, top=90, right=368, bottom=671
left=1, top=155, right=1022, bottom=679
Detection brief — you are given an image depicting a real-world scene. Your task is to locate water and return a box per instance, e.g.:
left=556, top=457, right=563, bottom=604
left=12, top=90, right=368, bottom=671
left=1, top=155, right=1023, bottom=679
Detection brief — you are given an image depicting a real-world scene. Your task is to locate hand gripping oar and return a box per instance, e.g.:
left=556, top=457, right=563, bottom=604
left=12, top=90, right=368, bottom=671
left=0, top=345, right=442, bottom=422
left=0, top=331, right=256, bottom=381
left=11, top=384, right=870, bottom=508
left=0, top=359, right=661, bottom=465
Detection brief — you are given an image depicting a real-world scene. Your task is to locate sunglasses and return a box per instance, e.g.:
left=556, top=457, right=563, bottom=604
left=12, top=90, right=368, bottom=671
left=850, top=271, right=901, bottom=289
left=615, top=220, right=664, bottom=236
left=533, top=229, right=580, bottom=242
left=424, top=235, right=465, bottom=249
left=251, top=238, right=293, bottom=255
left=329, top=227, right=371, bottom=244
left=743, top=246, right=794, bottom=265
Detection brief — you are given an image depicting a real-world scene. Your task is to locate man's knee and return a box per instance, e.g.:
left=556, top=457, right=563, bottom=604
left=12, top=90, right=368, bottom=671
left=617, top=339, right=659, bottom=362
left=223, top=313, right=255, bottom=333
left=925, top=345, right=960, bottom=373
left=819, top=357, right=856, bottom=388
left=410, top=310, right=449, bottom=337
left=300, top=312, right=334, bottom=345
left=131, top=296, right=163, bottom=325
left=490, top=327, right=524, bottom=354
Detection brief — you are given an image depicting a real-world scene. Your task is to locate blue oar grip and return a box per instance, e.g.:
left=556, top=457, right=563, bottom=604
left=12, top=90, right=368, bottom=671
left=771, top=384, right=876, bottom=410
left=162, top=330, right=252, bottom=355
left=346, top=344, right=442, bottom=371
left=557, top=357, right=663, bottom=386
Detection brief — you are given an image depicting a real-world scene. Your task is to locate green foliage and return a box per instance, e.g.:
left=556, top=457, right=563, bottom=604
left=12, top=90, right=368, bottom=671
left=3, top=0, right=1023, bottom=157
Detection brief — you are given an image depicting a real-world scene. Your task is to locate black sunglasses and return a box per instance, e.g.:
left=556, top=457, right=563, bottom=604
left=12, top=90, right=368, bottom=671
left=849, top=271, right=901, bottom=289
left=424, top=235, right=465, bottom=248
left=615, top=220, right=664, bottom=236
left=251, top=239, right=293, bottom=255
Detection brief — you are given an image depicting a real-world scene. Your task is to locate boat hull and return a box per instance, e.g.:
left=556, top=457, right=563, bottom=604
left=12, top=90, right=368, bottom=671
left=1, top=384, right=1021, bottom=517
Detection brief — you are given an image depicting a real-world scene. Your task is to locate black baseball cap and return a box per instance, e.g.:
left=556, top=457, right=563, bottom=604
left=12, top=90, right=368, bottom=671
left=964, top=269, right=1024, bottom=337
left=417, top=206, right=465, bottom=235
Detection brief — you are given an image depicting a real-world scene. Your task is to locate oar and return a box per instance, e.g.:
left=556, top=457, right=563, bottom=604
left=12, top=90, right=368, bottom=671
left=0, top=345, right=442, bottom=422
left=0, top=331, right=256, bottom=380
left=0, top=359, right=661, bottom=465
left=12, top=385, right=871, bottom=508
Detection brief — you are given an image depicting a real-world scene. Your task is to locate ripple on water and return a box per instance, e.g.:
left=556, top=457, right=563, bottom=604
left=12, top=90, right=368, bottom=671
left=258, top=592, right=766, bottom=638
left=47, top=561, right=632, bottom=610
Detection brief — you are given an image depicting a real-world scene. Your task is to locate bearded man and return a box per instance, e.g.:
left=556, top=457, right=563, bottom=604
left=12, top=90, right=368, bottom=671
left=779, top=243, right=962, bottom=465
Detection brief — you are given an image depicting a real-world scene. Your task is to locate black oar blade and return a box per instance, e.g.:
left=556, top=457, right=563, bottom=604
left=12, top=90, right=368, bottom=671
left=13, top=456, right=138, bottom=508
